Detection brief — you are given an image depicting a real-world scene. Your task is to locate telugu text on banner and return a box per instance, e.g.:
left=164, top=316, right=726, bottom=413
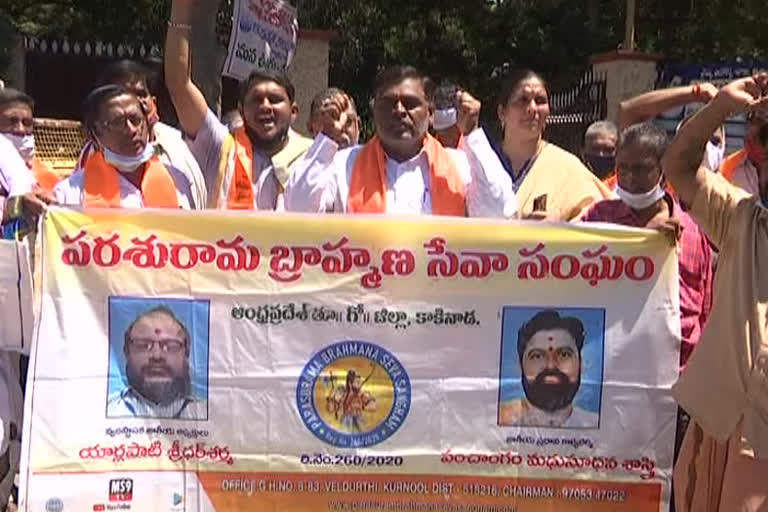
left=223, top=0, right=298, bottom=79
left=21, top=208, right=680, bottom=512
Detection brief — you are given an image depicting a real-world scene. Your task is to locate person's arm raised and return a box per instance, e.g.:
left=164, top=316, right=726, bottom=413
left=663, top=74, right=768, bottom=209
left=165, top=0, right=209, bottom=138
left=618, top=84, right=718, bottom=130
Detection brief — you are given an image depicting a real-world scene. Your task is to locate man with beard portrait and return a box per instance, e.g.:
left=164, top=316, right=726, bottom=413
left=107, top=306, right=207, bottom=420
left=499, top=310, right=598, bottom=428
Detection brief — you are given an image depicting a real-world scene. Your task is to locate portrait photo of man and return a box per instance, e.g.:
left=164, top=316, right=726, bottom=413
left=498, top=308, right=604, bottom=429
left=106, top=299, right=209, bottom=420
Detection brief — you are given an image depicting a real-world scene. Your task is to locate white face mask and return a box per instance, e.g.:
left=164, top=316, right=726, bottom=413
left=702, top=140, right=725, bottom=172
left=616, top=183, right=666, bottom=210
left=100, top=141, right=155, bottom=174
left=433, top=108, right=457, bottom=131
left=2, top=133, right=35, bottom=163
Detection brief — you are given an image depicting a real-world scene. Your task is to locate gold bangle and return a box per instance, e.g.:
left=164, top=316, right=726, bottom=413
left=6, top=196, right=22, bottom=220
left=167, top=20, right=192, bottom=30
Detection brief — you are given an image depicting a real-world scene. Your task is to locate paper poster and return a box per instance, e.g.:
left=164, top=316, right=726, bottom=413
left=20, top=209, right=681, bottom=512
left=223, top=0, right=298, bottom=79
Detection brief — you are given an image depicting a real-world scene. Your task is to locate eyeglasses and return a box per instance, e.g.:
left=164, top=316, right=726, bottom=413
left=0, top=116, right=34, bottom=129
left=99, top=113, right=146, bottom=132
left=128, top=338, right=185, bottom=354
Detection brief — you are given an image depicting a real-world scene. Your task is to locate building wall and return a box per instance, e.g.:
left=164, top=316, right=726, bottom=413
left=592, top=52, right=661, bottom=125
left=287, top=36, right=330, bottom=136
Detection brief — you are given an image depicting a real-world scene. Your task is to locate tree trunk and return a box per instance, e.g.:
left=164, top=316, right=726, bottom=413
left=190, top=0, right=226, bottom=116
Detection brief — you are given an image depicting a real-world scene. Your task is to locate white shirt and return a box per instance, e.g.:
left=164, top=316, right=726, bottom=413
left=186, top=109, right=308, bottom=210
left=284, top=129, right=518, bottom=217
left=54, top=155, right=197, bottom=209
left=0, top=135, right=35, bottom=200
left=72, top=122, right=207, bottom=209
left=107, top=388, right=207, bottom=420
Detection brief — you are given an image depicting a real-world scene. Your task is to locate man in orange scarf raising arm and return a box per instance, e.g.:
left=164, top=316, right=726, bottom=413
left=54, top=85, right=199, bottom=209
left=164, top=0, right=311, bottom=210
left=285, top=66, right=518, bottom=217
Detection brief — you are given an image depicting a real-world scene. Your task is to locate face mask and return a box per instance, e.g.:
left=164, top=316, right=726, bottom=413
left=433, top=108, right=457, bottom=131
left=616, top=183, right=666, bottom=210
left=101, top=142, right=155, bottom=173
left=583, top=154, right=615, bottom=176
left=2, top=133, right=35, bottom=163
left=702, top=140, right=725, bottom=171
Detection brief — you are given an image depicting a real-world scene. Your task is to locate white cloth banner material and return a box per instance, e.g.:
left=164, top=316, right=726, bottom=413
left=223, top=0, right=299, bottom=79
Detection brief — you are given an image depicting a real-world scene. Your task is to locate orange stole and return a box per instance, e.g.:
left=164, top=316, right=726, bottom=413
left=719, top=149, right=746, bottom=183
left=83, top=150, right=179, bottom=208
left=348, top=135, right=466, bottom=215
left=226, top=128, right=257, bottom=210
left=30, top=158, right=60, bottom=192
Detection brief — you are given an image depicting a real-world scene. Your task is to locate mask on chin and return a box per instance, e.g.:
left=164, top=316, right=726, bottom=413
left=100, top=140, right=155, bottom=173
left=616, top=183, right=666, bottom=210
left=2, top=133, right=35, bottom=163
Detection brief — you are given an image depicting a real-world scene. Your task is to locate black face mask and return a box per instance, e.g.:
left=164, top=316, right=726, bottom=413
left=583, top=154, right=616, bottom=178
left=522, top=368, right=581, bottom=412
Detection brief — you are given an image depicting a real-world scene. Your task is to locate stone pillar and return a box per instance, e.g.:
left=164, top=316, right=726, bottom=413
left=6, top=35, right=25, bottom=91
left=191, top=0, right=227, bottom=116
left=591, top=50, right=663, bottom=125
left=288, top=29, right=334, bottom=135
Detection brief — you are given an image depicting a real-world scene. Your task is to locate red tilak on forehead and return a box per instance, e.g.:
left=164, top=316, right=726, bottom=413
left=548, top=336, right=553, bottom=341
left=154, top=328, right=162, bottom=335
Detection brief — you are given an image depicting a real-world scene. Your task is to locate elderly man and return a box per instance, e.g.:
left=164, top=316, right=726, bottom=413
left=662, top=73, right=768, bottom=512
left=581, top=120, right=618, bottom=182
left=0, top=88, right=60, bottom=193
left=285, top=65, right=518, bottom=217
left=583, top=122, right=713, bottom=369
left=108, top=306, right=206, bottom=420
left=55, top=85, right=200, bottom=208
left=499, top=310, right=597, bottom=428
left=165, top=0, right=312, bottom=210
left=307, top=88, right=360, bottom=149
left=73, top=60, right=208, bottom=208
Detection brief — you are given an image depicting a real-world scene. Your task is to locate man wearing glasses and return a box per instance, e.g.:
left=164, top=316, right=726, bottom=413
left=107, top=306, right=206, bottom=419
left=55, top=85, right=199, bottom=208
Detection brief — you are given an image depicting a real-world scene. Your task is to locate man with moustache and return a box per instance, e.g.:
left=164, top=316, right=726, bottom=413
left=107, top=307, right=206, bottom=420
left=499, top=310, right=597, bottom=428
left=326, top=369, right=377, bottom=432
left=285, top=65, right=518, bottom=217
left=165, top=0, right=312, bottom=210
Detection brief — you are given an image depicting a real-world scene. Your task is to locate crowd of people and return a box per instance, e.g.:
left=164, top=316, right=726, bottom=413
left=0, top=3, right=767, bottom=510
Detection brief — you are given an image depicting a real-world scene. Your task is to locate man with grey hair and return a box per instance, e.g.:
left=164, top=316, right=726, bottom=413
left=581, top=120, right=618, bottom=181
left=107, top=306, right=207, bottom=420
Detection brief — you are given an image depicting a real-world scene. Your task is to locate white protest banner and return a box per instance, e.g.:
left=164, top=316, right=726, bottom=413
left=223, top=0, right=298, bottom=79
left=0, top=239, right=33, bottom=353
left=21, top=209, right=680, bottom=512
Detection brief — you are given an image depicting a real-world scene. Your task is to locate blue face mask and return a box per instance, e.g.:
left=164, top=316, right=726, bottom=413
left=102, top=142, right=155, bottom=173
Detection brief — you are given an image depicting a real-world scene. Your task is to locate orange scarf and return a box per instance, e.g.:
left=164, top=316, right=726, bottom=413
left=720, top=149, right=746, bottom=183
left=348, top=134, right=466, bottom=215
left=83, top=150, right=179, bottom=208
left=226, top=127, right=258, bottom=209
left=30, top=158, right=60, bottom=192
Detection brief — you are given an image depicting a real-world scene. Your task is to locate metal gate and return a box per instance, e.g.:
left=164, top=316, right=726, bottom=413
left=544, top=69, right=607, bottom=155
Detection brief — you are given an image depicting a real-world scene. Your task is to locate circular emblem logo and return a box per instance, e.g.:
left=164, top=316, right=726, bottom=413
left=297, top=341, right=411, bottom=448
left=45, top=497, right=64, bottom=512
